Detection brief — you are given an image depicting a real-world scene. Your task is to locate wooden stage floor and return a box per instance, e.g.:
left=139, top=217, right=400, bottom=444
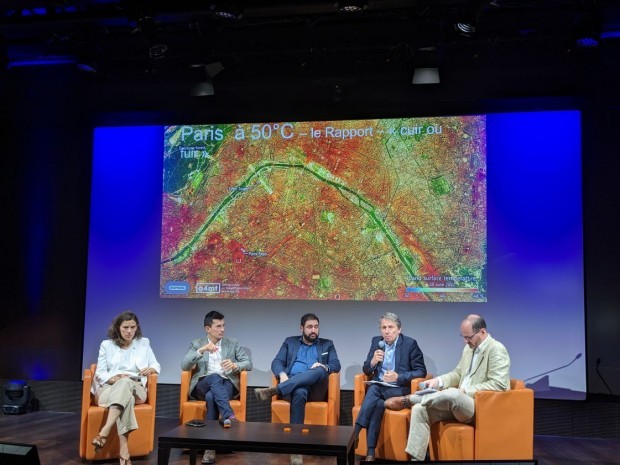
left=1, top=412, right=619, bottom=465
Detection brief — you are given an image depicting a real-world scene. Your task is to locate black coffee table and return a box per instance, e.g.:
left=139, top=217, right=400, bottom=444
left=158, top=420, right=355, bottom=465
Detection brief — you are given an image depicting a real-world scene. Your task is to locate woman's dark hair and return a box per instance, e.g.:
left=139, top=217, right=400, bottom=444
left=108, top=311, right=142, bottom=346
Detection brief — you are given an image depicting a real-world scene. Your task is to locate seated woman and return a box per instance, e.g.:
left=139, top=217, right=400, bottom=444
left=91, top=311, right=161, bottom=465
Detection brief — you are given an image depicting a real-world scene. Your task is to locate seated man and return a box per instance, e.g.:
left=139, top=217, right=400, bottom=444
left=255, top=312, right=341, bottom=465
left=353, top=312, right=426, bottom=462
left=181, top=310, right=252, bottom=464
left=385, top=314, right=510, bottom=461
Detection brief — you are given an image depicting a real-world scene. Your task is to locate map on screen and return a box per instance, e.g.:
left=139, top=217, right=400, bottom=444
left=160, top=116, right=486, bottom=301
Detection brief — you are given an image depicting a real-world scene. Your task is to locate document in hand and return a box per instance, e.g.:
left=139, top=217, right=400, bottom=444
left=364, top=380, right=398, bottom=387
left=414, top=388, right=438, bottom=396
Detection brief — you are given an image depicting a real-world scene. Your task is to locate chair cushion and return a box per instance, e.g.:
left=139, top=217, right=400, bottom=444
left=83, top=404, right=154, bottom=460
left=271, top=399, right=328, bottom=424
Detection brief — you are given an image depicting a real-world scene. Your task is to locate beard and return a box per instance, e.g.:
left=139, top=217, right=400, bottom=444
left=303, top=332, right=318, bottom=343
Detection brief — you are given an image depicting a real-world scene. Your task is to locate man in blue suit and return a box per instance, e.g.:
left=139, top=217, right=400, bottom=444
left=353, top=312, right=427, bottom=462
left=255, top=313, right=341, bottom=465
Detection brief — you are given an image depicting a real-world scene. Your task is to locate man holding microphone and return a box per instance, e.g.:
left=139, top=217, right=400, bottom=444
left=353, top=312, right=427, bottom=462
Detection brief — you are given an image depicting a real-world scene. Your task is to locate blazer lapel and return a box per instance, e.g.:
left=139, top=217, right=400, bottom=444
left=469, top=337, right=492, bottom=377
left=290, top=338, right=301, bottom=367
left=316, top=339, right=324, bottom=363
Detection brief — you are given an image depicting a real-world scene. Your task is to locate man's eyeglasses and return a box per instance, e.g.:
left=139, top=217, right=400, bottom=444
left=460, top=329, right=480, bottom=341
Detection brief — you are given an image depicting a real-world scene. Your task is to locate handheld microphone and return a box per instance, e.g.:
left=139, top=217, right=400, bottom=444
left=376, top=340, right=385, bottom=371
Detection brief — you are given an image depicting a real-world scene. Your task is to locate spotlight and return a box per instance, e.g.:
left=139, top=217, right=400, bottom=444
left=211, top=1, right=243, bottom=20
left=149, top=43, right=168, bottom=60
left=2, top=380, right=32, bottom=415
left=574, top=8, right=600, bottom=49
left=455, top=21, right=476, bottom=37
left=453, top=0, right=492, bottom=38
left=76, top=52, right=98, bottom=73
left=412, top=67, right=440, bottom=85
left=337, top=1, right=368, bottom=13
left=189, top=62, right=224, bottom=97
left=575, top=36, right=599, bottom=48
left=136, top=16, right=168, bottom=60
left=76, top=61, right=98, bottom=73
left=190, top=65, right=214, bottom=96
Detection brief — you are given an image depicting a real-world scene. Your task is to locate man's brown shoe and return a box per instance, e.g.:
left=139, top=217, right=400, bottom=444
left=254, top=386, right=277, bottom=402
left=384, top=395, right=415, bottom=411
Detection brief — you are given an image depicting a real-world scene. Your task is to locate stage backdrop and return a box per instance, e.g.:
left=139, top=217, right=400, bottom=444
left=82, top=110, right=585, bottom=399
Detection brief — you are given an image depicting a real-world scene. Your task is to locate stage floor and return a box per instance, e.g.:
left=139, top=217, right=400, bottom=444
left=1, top=412, right=619, bottom=465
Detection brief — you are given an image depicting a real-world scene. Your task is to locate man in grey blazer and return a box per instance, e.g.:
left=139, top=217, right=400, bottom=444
left=385, top=314, right=510, bottom=461
left=181, top=310, right=252, bottom=464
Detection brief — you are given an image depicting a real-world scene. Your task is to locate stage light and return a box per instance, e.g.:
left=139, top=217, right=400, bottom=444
left=574, top=6, right=600, bottom=49
left=337, top=1, right=367, bottom=13
left=412, top=67, right=440, bottom=85
left=136, top=16, right=168, bottom=60
left=455, top=21, right=476, bottom=37
left=211, top=2, right=243, bottom=20
left=190, top=62, right=224, bottom=97
left=76, top=52, right=98, bottom=73
left=76, top=61, right=97, bottom=73
left=190, top=65, right=214, bottom=96
left=2, top=380, right=32, bottom=415
left=575, top=36, right=599, bottom=48
left=453, top=0, right=493, bottom=38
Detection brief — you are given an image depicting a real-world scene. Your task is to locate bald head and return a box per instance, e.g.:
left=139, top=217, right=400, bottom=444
left=464, top=314, right=487, bottom=332
left=461, top=314, right=488, bottom=349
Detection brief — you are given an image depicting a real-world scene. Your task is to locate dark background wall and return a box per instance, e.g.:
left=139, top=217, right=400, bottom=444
left=1, top=1, right=619, bottom=406
left=1, top=64, right=619, bottom=393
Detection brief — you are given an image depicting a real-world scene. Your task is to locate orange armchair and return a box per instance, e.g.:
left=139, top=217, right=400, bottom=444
left=352, top=373, right=431, bottom=461
left=79, top=364, right=158, bottom=460
left=179, top=369, right=248, bottom=424
left=270, top=372, right=340, bottom=425
left=429, top=379, right=534, bottom=460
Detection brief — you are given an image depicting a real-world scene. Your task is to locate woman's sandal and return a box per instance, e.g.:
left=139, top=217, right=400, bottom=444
left=92, top=434, right=107, bottom=452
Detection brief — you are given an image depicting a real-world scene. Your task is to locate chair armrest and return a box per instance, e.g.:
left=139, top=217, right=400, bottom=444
left=81, top=367, right=94, bottom=424
left=79, top=365, right=96, bottom=458
left=327, top=372, right=341, bottom=425
left=146, top=372, right=158, bottom=406
left=474, top=387, right=534, bottom=459
left=238, top=370, right=248, bottom=420
left=353, top=373, right=370, bottom=407
left=180, top=370, right=192, bottom=416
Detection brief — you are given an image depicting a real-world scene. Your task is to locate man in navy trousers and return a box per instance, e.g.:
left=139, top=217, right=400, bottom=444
left=255, top=312, right=341, bottom=465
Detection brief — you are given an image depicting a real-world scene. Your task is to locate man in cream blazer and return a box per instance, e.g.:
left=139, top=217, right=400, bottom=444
left=386, top=314, right=510, bottom=461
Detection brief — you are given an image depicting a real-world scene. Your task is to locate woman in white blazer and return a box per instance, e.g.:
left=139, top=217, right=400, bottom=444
left=91, top=311, right=161, bottom=465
